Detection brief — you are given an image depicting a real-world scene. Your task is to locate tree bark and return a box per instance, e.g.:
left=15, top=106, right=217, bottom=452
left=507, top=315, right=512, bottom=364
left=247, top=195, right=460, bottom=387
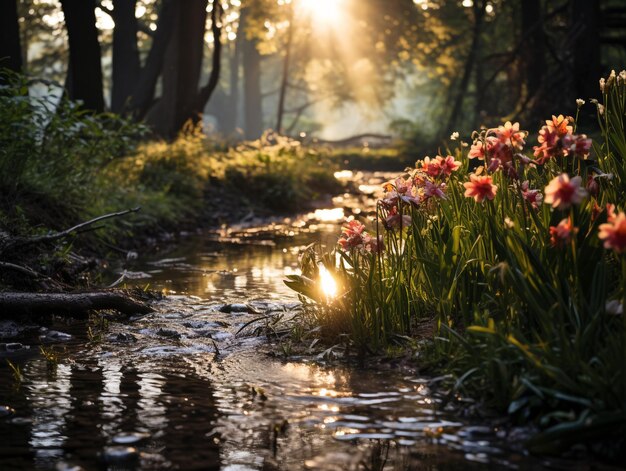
left=521, top=0, right=546, bottom=103
left=111, top=0, right=141, bottom=113
left=61, top=0, right=105, bottom=112
left=242, top=16, right=263, bottom=139
left=145, top=0, right=208, bottom=138
left=572, top=0, right=602, bottom=101
left=127, top=0, right=176, bottom=119
left=193, top=0, right=223, bottom=120
left=444, top=1, right=485, bottom=134
left=0, top=0, right=22, bottom=76
left=276, top=3, right=295, bottom=133
left=0, top=291, right=153, bottom=317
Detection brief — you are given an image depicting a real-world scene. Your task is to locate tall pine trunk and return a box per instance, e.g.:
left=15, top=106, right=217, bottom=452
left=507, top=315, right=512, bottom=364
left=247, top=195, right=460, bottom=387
left=242, top=28, right=263, bottom=139
left=61, top=0, right=105, bottom=112
left=145, top=0, right=208, bottom=138
left=0, top=0, right=22, bottom=77
left=111, top=0, right=141, bottom=113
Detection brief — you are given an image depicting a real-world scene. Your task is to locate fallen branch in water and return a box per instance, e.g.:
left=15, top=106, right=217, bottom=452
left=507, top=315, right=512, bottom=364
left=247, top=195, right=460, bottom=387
left=0, top=290, right=154, bottom=317
left=0, top=207, right=141, bottom=255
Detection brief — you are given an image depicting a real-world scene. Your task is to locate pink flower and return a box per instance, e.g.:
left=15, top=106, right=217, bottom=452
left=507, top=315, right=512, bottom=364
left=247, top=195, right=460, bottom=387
left=599, top=208, right=626, bottom=253
left=544, top=174, right=587, bottom=210
left=423, top=180, right=446, bottom=199
left=338, top=220, right=366, bottom=250
left=469, top=140, right=486, bottom=160
left=463, top=174, right=498, bottom=203
left=550, top=218, right=577, bottom=248
left=384, top=207, right=412, bottom=230
left=363, top=234, right=384, bottom=254
left=546, top=115, right=573, bottom=137
left=497, top=121, right=526, bottom=149
left=439, top=155, right=462, bottom=176
left=521, top=181, right=543, bottom=209
left=420, top=157, right=442, bottom=178
left=561, top=134, right=592, bottom=159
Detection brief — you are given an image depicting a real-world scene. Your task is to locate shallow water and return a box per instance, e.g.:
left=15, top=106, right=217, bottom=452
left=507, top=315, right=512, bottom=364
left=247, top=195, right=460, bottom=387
left=0, top=172, right=599, bottom=470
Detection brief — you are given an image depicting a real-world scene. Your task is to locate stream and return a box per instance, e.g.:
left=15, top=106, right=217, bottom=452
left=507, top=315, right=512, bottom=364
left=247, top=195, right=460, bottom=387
left=0, top=171, right=596, bottom=470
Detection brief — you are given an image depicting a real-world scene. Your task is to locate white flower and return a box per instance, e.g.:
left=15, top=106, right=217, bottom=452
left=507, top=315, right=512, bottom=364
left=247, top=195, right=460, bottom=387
left=576, top=98, right=585, bottom=107
left=598, top=104, right=605, bottom=115
left=450, top=131, right=460, bottom=141
left=600, top=78, right=606, bottom=92
left=606, top=300, right=623, bottom=316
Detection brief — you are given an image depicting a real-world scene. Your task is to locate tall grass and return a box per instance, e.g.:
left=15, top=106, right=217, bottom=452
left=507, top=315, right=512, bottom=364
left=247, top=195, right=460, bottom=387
left=286, top=71, right=626, bottom=455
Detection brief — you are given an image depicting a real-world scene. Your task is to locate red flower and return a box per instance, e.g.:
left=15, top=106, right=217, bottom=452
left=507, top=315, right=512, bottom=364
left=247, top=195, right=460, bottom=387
left=521, top=181, right=543, bottom=209
left=463, top=174, right=498, bottom=203
left=544, top=174, right=587, bottom=210
left=439, top=155, right=462, bottom=176
left=599, top=208, right=626, bottom=253
left=550, top=218, right=577, bottom=248
left=338, top=220, right=366, bottom=250
left=496, top=121, right=526, bottom=150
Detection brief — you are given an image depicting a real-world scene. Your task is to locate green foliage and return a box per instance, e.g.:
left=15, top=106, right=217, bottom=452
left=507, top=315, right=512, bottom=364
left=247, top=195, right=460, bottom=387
left=0, top=72, right=340, bottom=249
left=286, top=71, right=626, bottom=455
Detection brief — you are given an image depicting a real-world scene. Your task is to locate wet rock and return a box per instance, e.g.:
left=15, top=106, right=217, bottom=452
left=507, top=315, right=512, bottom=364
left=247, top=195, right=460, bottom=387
left=39, top=330, right=72, bottom=343
left=210, top=332, right=232, bottom=341
left=1, top=342, right=25, bottom=352
left=0, top=320, right=34, bottom=339
left=107, top=332, right=138, bottom=343
left=0, top=405, right=16, bottom=418
left=101, top=446, right=139, bottom=465
left=56, top=462, right=85, bottom=471
left=112, top=432, right=150, bottom=445
left=156, top=328, right=182, bottom=339
left=219, top=303, right=249, bottom=313
left=458, top=425, right=493, bottom=438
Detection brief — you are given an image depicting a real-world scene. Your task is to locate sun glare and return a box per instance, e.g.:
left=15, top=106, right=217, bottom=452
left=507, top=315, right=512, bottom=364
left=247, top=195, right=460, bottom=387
left=299, top=0, right=344, bottom=25
left=319, top=265, right=338, bottom=300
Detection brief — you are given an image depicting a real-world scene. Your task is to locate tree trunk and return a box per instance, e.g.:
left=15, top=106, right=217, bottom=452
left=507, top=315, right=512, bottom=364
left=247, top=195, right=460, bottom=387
left=521, top=0, right=546, bottom=102
left=242, top=18, right=263, bottom=139
left=276, top=3, right=295, bottom=133
left=127, top=0, right=176, bottom=119
left=61, top=0, right=105, bottom=112
left=193, top=0, right=223, bottom=121
left=222, top=27, right=243, bottom=134
left=444, top=1, right=485, bottom=134
left=572, top=0, right=602, bottom=101
left=0, top=0, right=23, bottom=76
left=111, top=0, right=141, bottom=113
left=0, top=291, right=153, bottom=317
left=145, top=0, right=208, bottom=138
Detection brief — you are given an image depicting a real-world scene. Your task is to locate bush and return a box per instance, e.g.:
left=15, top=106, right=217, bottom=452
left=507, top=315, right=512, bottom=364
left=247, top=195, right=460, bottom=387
left=286, top=70, right=626, bottom=456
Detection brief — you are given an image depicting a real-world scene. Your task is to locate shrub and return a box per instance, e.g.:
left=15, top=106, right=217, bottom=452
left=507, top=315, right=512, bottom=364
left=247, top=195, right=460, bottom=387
left=286, top=71, right=626, bottom=455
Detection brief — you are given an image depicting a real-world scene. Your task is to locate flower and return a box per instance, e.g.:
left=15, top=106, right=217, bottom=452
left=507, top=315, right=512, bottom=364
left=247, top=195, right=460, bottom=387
left=463, top=174, right=498, bottom=203
left=423, top=180, right=446, bottom=199
left=546, top=115, right=573, bottom=137
left=576, top=98, right=585, bottom=107
left=450, top=131, right=459, bottom=140
left=550, top=218, right=577, bottom=248
left=363, top=234, right=384, bottom=254
left=439, top=155, right=462, bottom=176
left=384, top=207, right=412, bottom=230
left=469, top=140, right=486, bottom=160
left=421, top=156, right=442, bottom=178
left=561, top=133, right=592, bottom=159
left=496, top=121, right=525, bottom=149
left=544, top=174, right=587, bottom=210
left=338, top=220, right=366, bottom=250
left=520, top=180, right=543, bottom=209
left=599, top=208, right=626, bottom=253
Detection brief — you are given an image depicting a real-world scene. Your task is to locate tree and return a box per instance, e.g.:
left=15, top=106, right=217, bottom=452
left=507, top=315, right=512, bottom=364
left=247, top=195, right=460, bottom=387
left=111, top=0, right=141, bottom=113
left=61, top=0, right=105, bottom=112
left=0, top=0, right=22, bottom=76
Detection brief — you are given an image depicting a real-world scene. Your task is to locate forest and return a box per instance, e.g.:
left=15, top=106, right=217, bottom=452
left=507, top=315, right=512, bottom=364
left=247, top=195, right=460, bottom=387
left=1, top=0, right=625, bottom=470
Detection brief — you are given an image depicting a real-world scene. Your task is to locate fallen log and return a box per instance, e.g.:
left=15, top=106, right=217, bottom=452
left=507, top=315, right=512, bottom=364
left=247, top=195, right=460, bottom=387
left=0, top=291, right=154, bottom=317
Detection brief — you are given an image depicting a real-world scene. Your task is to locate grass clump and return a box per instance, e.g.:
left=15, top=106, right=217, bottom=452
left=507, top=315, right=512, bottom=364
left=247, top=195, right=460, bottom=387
left=286, top=70, right=626, bottom=457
